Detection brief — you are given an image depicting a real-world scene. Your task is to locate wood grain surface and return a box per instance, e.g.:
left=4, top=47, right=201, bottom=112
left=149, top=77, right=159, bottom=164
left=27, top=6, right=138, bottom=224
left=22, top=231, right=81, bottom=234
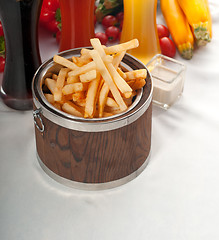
left=34, top=103, right=152, bottom=184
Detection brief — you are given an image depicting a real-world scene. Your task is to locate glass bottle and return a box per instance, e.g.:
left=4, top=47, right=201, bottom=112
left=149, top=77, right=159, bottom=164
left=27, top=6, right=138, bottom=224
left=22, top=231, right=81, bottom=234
left=0, top=0, right=42, bottom=110
left=59, top=0, right=95, bottom=52
left=120, top=0, right=161, bottom=65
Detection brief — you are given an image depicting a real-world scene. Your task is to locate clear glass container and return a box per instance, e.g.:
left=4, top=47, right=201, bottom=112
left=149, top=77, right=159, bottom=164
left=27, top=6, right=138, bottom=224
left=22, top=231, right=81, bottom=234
left=147, top=54, right=186, bottom=109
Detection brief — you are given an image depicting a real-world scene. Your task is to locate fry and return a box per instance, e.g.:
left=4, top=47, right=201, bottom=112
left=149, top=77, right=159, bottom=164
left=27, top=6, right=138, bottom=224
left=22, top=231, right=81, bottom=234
left=89, top=49, right=127, bottom=111
left=90, top=38, right=106, bottom=57
left=131, top=78, right=146, bottom=91
left=122, top=91, right=133, bottom=98
left=104, top=39, right=139, bottom=55
left=53, top=55, right=78, bottom=70
left=68, top=61, right=96, bottom=77
left=67, top=75, right=80, bottom=84
left=62, top=101, right=84, bottom=117
left=98, top=82, right=110, bottom=117
left=123, top=94, right=135, bottom=106
left=72, top=92, right=86, bottom=102
left=102, top=112, right=113, bottom=117
left=125, top=69, right=147, bottom=81
left=103, top=55, right=113, bottom=64
left=53, top=102, right=62, bottom=110
left=52, top=74, right=58, bottom=80
left=62, top=94, right=73, bottom=102
left=62, top=82, right=88, bottom=95
left=91, top=38, right=131, bottom=97
left=44, top=78, right=56, bottom=94
left=104, top=106, right=122, bottom=115
left=80, top=48, right=92, bottom=57
left=54, top=68, right=69, bottom=102
left=106, top=97, right=119, bottom=108
left=106, top=62, right=132, bottom=94
left=77, top=56, right=92, bottom=66
left=79, top=69, right=97, bottom=83
left=75, top=99, right=86, bottom=107
left=72, top=55, right=90, bottom=67
left=117, top=67, right=127, bottom=79
left=84, top=74, right=101, bottom=118
left=113, top=51, right=126, bottom=68
left=90, top=38, right=129, bottom=110
left=44, top=93, right=54, bottom=104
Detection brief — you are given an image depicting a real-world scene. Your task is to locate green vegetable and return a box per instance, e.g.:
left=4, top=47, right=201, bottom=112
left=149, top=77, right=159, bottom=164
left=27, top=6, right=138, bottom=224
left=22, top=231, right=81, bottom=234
left=55, top=8, right=61, bottom=23
left=95, top=0, right=123, bottom=22
left=0, top=36, right=5, bottom=57
left=55, top=8, right=62, bottom=30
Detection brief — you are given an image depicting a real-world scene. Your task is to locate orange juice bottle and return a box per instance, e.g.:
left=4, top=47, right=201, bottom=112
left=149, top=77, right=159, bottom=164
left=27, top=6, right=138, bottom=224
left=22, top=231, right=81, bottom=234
left=120, top=0, right=160, bottom=65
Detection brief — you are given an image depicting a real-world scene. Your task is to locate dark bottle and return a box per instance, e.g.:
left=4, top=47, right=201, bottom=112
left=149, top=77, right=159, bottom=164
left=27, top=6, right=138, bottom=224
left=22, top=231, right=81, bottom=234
left=0, top=0, right=42, bottom=110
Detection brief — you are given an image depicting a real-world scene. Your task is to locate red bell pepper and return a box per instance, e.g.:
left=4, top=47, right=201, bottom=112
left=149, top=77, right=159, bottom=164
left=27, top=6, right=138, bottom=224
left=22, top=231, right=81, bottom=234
left=40, top=0, right=61, bottom=36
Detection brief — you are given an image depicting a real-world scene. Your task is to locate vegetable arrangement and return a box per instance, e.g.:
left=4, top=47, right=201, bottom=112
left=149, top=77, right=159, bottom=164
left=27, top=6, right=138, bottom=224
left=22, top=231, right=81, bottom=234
left=95, top=12, right=123, bottom=45
left=161, top=0, right=212, bottom=59
left=0, top=0, right=213, bottom=73
left=95, top=0, right=123, bottom=23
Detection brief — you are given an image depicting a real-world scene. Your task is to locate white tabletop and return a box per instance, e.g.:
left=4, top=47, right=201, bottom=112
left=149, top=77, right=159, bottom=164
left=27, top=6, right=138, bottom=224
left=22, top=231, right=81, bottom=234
left=1, top=2, right=219, bottom=239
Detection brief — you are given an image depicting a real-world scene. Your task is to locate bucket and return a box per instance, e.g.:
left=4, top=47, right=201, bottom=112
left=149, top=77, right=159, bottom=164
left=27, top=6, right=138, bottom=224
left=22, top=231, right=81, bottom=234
left=32, top=48, right=153, bottom=190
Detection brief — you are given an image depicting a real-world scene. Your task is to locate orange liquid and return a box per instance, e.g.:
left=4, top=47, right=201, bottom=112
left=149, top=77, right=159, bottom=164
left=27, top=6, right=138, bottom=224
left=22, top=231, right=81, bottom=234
left=59, top=0, right=95, bottom=52
left=120, top=0, right=160, bottom=64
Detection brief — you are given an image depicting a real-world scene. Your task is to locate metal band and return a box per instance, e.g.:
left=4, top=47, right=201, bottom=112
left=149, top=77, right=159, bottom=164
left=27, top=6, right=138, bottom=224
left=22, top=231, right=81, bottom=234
left=36, top=151, right=151, bottom=191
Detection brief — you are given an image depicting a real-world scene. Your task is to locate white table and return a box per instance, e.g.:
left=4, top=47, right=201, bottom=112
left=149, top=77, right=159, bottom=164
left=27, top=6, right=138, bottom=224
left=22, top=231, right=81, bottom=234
left=1, top=2, right=219, bottom=239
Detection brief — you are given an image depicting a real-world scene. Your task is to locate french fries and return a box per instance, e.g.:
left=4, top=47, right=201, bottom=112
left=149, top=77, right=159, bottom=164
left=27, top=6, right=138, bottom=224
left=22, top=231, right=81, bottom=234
left=43, top=38, right=147, bottom=118
left=54, top=68, right=69, bottom=102
left=104, top=39, right=139, bottom=55
left=53, top=55, right=78, bottom=70
left=62, top=101, right=84, bottom=117
left=98, top=82, right=110, bottom=118
left=125, top=69, right=147, bottom=81
left=80, top=70, right=97, bottom=83
left=62, top=82, right=88, bottom=95
left=84, top=73, right=101, bottom=118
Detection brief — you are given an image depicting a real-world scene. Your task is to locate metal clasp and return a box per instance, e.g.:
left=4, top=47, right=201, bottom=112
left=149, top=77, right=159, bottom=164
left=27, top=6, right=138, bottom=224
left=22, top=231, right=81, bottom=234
left=33, top=108, right=45, bottom=133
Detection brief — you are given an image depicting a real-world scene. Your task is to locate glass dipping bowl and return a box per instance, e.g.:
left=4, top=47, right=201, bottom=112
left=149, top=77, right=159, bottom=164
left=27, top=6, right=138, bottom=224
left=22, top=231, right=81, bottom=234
left=147, top=54, right=186, bottom=109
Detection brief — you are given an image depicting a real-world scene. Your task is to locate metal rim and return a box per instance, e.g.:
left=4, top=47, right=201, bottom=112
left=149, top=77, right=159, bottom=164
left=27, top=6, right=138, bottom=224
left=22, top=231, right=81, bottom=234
left=32, top=47, right=153, bottom=132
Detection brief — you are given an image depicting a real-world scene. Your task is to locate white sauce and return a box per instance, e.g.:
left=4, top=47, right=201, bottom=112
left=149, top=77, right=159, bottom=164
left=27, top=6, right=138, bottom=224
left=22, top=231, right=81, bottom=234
left=150, top=64, right=185, bottom=109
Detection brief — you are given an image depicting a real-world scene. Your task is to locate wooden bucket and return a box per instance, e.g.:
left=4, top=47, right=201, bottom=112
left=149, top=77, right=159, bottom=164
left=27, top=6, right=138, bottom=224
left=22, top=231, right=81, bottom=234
left=32, top=48, right=153, bottom=190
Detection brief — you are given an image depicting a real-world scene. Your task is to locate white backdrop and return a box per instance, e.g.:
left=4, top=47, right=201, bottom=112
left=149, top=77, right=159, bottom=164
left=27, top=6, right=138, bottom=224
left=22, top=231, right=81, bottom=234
left=0, top=1, right=219, bottom=239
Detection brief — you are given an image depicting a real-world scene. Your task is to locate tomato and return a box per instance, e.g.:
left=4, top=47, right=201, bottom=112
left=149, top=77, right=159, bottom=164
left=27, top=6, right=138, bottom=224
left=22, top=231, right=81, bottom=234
left=159, top=37, right=176, bottom=58
left=0, top=56, right=5, bottom=73
left=102, top=15, right=117, bottom=28
left=40, top=8, right=55, bottom=24
left=0, top=22, right=4, bottom=37
left=95, top=32, right=108, bottom=45
left=45, top=19, right=60, bottom=33
left=105, top=26, right=120, bottom=42
left=42, top=0, right=59, bottom=12
left=157, top=24, right=170, bottom=39
left=116, top=12, right=124, bottom=23
left=40, top=0, right=61, bottom=34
